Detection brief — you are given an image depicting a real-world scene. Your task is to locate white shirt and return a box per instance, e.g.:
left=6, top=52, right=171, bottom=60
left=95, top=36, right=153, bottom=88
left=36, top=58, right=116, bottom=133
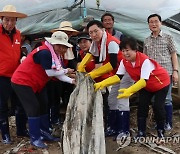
left=108, top=41, right=119, bottom=54
left=116, top=59, right=155, bottom=80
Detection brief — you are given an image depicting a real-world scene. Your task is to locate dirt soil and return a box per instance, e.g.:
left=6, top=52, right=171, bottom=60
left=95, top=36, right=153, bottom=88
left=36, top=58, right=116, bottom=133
left=0, top=95, right=179, bottom=154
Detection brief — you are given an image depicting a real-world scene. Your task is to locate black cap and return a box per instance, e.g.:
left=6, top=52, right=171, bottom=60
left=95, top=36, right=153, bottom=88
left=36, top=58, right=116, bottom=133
left=77, top=32, right=91, bottom=43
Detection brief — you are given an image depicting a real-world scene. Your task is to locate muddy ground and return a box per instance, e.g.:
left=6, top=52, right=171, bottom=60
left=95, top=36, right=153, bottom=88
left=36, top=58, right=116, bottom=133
left=0, top=92, right=179, bottom=154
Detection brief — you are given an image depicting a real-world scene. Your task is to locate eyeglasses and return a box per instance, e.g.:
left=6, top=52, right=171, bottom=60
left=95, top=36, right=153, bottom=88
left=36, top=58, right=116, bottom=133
left=148, top=20, right=160, bottom=25
left=89, top=29, right=99, bottom=35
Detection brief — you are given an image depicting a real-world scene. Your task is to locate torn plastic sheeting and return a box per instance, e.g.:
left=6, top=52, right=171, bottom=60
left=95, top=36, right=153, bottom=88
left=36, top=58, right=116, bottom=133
left=62, top=72, right=106, bottom=154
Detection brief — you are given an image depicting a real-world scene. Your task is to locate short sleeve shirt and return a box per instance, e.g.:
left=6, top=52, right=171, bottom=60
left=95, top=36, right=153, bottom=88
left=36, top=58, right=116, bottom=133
left=143, top=31, right=177, bottom=75
left=116, top=59, right=155, bottom=80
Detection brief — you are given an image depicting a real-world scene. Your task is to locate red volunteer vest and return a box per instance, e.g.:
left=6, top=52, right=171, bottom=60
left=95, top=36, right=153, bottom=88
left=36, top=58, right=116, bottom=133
left=123, top=52, right=170, bottom=92
left=11, top=45, right=50, bottom=92
left=95, top=32, right=122, bottom=82
left=0, top=25, right=21, bottom=77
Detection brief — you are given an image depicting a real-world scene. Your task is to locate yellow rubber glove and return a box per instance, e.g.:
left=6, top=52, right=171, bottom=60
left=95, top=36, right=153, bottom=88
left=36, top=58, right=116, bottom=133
left=86, top=62, right=113, bottom=79
left=94, top=75, right=120, bottom=91
left=77, top=53, right=93, bottom=72
left=117, top=79, right=146, bottom=99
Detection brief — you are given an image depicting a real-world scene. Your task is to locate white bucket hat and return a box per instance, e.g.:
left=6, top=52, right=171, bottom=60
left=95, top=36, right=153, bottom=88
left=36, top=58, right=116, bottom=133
left=51, top=21, right=79, bottom=35
left=0, top=5, right=27, bottom=18
left=45, top=31, right=73, bottom=48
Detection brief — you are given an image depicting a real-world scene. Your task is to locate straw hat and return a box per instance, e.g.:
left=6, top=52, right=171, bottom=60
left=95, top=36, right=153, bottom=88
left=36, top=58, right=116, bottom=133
left=0, top=5, right=27, bottom=18
left=51, top=21, right=79, bottom=35
left=45, top=31, right=72, bottom=48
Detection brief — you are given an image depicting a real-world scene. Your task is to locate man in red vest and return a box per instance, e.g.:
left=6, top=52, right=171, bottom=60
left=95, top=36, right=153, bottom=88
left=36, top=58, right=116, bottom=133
left=0, top=5, right=28, bottom=144
left=77, top=20, right=121, bottom=130
left=101, top=12, right=134, bottom=139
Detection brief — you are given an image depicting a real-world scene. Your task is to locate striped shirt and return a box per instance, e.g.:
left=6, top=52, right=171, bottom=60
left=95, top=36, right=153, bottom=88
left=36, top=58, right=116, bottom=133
left=143, top=31, right=177, bottom=75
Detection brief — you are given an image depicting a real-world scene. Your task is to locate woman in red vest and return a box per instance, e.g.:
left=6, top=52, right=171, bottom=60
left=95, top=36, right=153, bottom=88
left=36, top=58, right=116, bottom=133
left=11, top=31, right=75, bottom=148
left=77, top=32, right=95, bottom=72
left=94, top=37, right=170, bottom=139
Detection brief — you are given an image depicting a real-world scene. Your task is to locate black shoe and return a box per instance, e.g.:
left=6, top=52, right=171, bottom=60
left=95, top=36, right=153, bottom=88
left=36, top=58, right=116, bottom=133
left=157, top=129, right=165, bottom=138
left=105, top=127, right=116, bottom=137
left=136, top=131, right=146, bottom=138
left=2, top=134, right=11, bottom=144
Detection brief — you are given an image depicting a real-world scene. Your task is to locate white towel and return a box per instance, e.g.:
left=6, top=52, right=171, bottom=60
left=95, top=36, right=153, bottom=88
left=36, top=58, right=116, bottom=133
left=64, top=48, right=75, bottom=60
left=89, top=31, right=107, bottom=62
left=45, top=41, right=62, bottom=71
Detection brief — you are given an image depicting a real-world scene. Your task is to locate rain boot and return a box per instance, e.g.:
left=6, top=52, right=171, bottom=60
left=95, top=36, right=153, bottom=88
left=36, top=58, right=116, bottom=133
left=0, top=119, right=11, bottom=144
left=40, top=114, right=60, bottom=141
left=136, top=117, right=146, bottom=137
left=116, top=111, right=130, bottom=140
left=15, top=113, right=29, bottom=137
left=105, top=110, right=117, bottom=137
left=164, top=105, right=173, bottom=131
left=28, top=117, right=47, bottom=148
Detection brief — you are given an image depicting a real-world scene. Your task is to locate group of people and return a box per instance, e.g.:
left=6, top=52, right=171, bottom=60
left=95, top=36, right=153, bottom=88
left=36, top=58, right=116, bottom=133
left=78, top=13, right=178, bottom=141
left=0, top=4, right=77, bottom=148
left=0, top=4, right=179, bottom=150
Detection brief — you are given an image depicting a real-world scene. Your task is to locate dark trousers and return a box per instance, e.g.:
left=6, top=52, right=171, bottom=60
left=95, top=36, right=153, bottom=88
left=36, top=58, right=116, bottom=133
left=60, top=82, right=74, bottom=106
left=47, top=80, right=61, bottom=108
left=138, top=85, right=169, bottom=123
left=11, top=83, right=48, bottom=117
left=46, top=80, right=61, bottom=123
left=102, top=88, right=109, bottom=129
left=0, top=77, right=25, bottom=120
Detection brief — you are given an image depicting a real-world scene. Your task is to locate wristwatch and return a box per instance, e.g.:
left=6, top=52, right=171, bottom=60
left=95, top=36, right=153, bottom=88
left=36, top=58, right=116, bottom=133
left=173, top=69, right=178, bottom=73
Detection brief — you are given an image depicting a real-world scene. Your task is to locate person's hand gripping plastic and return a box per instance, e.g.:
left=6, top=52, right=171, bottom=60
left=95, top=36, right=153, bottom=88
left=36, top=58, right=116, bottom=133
left=77, top=53, right=93, bottom=72
left=117, top=79, right=146, bottom=99
left=86, top=62, right=113, bottom=79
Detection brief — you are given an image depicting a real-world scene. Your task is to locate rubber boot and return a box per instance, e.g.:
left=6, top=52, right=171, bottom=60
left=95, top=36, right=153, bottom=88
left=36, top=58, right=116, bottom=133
left=40, top=114, right=60, bottom=142
left=116, top=111, right=130, bottom=140
left=157, top=121, right=165, bottom=138
left=136, top=117, right=146, bottom=137
left=105, top=110, right=117, bottom=137
left=15, top=113, right=29, bottom=137
left=0, top=119, right=11, bottom=144
left=28, top=117, right=47, bottom=148
left=164, top=105, right=173, bottom=131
